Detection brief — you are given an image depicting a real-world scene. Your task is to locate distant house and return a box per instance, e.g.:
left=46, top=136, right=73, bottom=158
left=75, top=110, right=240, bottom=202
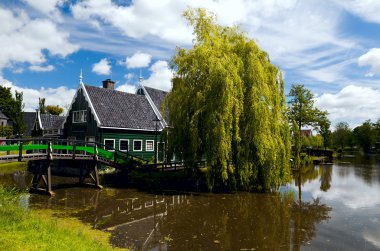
left=0, top=111, right=9, bottom=127
left=301, top=129, right=312, bottom=137
left=63, top=78, right=168, bottom=161
left=23, top=112, right=36, bottom=137
left=33, top=111, right=66, bottom=137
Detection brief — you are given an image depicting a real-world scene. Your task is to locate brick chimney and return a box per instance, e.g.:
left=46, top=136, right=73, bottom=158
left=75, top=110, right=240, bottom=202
left=102, top=79, right=115, bottom=90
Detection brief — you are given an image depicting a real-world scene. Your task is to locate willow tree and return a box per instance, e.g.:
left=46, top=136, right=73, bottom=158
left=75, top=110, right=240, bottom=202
left=165, top=9, right=290, bottom=191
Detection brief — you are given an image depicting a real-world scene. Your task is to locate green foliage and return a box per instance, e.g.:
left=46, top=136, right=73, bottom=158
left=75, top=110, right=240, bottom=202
left=46, top=105, right=64, bottom=115
left=318, top=115, right=331, bottom=150
left=292, top=120, right=301, bottom=169
left=0, top=162, right=28, bottom=174
left=287, top=84, right=328, bottom=130
left=0, top=187, right=122, bottom=251
left=0, top=126, right=13, bottom=137
left=0, top=87, right=25, bottom=137
left=11, top=91, right=25, bottom=137
left=287, top=84, right=330, bottom=162
left=165, top=8, right=290, bottom=192
left=332, top=121, right=352, bottom=150
left=353, top=120, right=376, bottom=153
left=0, top=86, right=14, bottom=118
left=38, top=97, right=46, bottom=114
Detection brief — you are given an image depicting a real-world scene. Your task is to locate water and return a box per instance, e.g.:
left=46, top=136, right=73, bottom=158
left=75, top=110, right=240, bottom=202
left=1, top=155, right=380, bottom=250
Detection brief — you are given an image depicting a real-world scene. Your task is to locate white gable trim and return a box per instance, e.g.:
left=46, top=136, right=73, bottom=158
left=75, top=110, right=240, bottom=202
left=81, top=83, right=101, bottom=125
left=63, top=82, right=101, bottom=127
left=37, top=110, right=43, bottom=130
left=138, top=84, right=167, bottom=128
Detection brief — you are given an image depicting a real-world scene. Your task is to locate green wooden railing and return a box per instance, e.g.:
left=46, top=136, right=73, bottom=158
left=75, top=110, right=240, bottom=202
left=0, top=138, right=147, bottom=167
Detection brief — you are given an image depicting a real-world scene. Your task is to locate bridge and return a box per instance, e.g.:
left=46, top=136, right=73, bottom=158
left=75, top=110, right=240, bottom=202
left=0, top=138, right=146, bottom=195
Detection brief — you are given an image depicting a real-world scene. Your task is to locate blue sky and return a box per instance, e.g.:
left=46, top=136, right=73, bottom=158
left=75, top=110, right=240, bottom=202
left=1, top=0, right=380, bottom=128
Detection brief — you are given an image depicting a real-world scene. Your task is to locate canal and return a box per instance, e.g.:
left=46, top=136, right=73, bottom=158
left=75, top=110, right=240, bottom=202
left=1, top=154, right=379, bottom=250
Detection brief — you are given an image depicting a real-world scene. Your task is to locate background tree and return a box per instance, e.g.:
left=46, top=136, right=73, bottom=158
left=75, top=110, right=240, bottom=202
left=352, top=120, right=375, bottom=153
left=287, top=84, right=329, bottom=160
left=38, top=97, right=46, bottom=114
left=0, top=86, right=14, bottom=118
left=46, top=105, right=64, bottom=115
left=287, top=84, right=327, bottom=130
left=332, top=122, right=351, bottom=150
left=318, top=116, right=331, bottom=150
left=10, top=91, right=25, bottom=137
left=166, top=8, right=290, bottom=191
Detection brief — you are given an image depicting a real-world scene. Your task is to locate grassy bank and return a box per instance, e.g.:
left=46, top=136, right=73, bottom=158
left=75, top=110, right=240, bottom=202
left=0, top=161, right=28, bottom=173
left=0, top=187, right=125, bottom=251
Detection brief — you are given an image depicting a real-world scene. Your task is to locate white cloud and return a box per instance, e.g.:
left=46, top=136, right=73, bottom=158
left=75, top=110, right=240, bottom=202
left=0, top=8, right=78, bottom=71
left=125, top=52, right=152, bottom=69
left=315, top=85, right=380, bottom=127
left=300, top=165, right=380, bottom=209
left=338, top=0, right=380, bottom=24
left=116, top=73, right=136, bottom=94
left=29, top=65, right=54, bottom=72
left=70, top=0, right=356, bottom=86
left=0, top=76, right=76, bottom=112
left=92, top=58, right=111, bottom=75
left=116, top=83, right=136, bottom=94
left=71, top=0, right=193, bottom=45
left=23, top=0, right=65, bottom=20
left=358, top=48, right=380, bottom=74
left=143, top=60, right=173, bottom=91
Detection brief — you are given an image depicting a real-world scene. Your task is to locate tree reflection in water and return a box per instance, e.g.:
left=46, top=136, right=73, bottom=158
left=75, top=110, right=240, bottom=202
left=156, top=191, right=331, bottom=250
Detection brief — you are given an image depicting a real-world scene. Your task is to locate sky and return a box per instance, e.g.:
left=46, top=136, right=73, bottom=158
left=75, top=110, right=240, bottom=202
left=1, top=0, right=380, bottom=128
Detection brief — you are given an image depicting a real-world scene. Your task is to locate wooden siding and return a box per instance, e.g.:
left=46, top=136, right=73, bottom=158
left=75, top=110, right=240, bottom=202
left=100, top=128, right=163, bottom=160
left=64, top=88, right=99, bottom=141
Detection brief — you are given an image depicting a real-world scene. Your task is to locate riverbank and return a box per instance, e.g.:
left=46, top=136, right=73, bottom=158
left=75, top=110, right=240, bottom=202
left=0, top=186, right=126, bottom=251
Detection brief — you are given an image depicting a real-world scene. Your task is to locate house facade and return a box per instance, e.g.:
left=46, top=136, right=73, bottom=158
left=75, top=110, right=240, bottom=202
left=32, top=111, right=66, bottom=137
left=63, top=78, right=168, bottom=161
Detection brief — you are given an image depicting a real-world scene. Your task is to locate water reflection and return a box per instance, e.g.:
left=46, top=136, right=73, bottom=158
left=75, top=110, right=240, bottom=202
left=1, top=153, right=380, bottom=250
left=27, top=188, right=330, bottom=250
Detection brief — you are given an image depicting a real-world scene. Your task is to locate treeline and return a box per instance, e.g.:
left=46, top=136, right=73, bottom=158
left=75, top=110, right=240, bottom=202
left=332, top=120, right=380, bottom=153
left=295, top=120, right=380, bottom=153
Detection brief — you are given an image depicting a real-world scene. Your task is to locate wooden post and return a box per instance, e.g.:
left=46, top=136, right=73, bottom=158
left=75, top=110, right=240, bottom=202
left=114, top=150, right=117, bottom=166
left=18, top=142, right=23, bottom=162
left=46, top=141, right=53, bottom=195
left=72, top=143, right=76, bottom=160
left=93, top=144, right=102, bottom=189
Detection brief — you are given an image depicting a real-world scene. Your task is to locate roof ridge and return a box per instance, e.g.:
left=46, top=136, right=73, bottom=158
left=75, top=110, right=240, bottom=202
left=84, top=84, right=142, bottom=97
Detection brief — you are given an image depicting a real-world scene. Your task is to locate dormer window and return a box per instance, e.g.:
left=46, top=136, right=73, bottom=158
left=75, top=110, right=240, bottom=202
left=73, top=110, right=87, bottom=123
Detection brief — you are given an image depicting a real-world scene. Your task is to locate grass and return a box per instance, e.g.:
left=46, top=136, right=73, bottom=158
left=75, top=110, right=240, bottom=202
left=0, top=162, right=28, bottom=173
left=0, top=187, right=127, bottom=251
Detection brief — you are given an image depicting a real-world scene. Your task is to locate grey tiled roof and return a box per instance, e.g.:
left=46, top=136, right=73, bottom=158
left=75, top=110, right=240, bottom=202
left=0, top=110, right=9, bottom=120
left=85, top=85, right=162, bottom=130
left=144, top=86, right=168, bottom=113
left=22, top=112, right=36, bottom=136
left=40, top=114, right=66, bottom=130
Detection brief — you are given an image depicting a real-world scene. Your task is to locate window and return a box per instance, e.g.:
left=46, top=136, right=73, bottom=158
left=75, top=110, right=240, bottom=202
left=133, top=140, right=142, bottom=151
left=104, top=139, right=115, bottom=151
left=146, top=140, right=154, bottom=151
left=119, top=139, right=129, bottom=152
left=72, top=110, right=87, bottom=123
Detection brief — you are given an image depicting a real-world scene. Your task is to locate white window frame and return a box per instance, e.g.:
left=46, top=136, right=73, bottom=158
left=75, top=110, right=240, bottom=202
left=133, top=139, right=143, bottom=152
left=119, top=139, right=129, bottom=152
left=104, top=139, right=115, bottom=151
left=145, top=140, right=154, bottom=152
left=72, top=110, right=87, bottom=123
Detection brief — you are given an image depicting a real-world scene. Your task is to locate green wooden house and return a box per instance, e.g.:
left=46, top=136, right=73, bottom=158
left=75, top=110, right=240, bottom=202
left=63, top=77, right=168, bottom=161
